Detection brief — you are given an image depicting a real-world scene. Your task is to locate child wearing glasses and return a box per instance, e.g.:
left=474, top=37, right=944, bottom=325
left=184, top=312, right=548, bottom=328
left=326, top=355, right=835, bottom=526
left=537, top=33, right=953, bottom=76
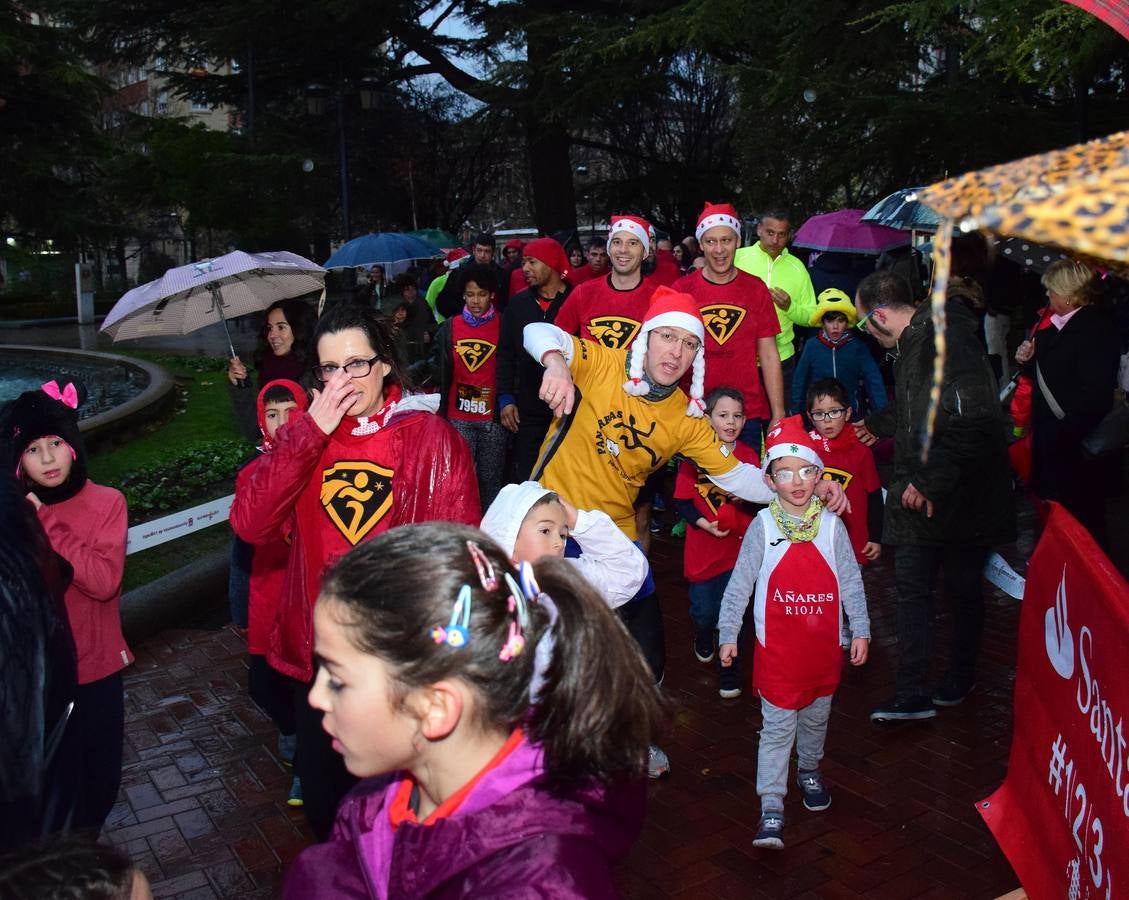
left=718, top=416, right=870, bottom=850
left=791, top=288, right=888, bottom=417
left=806, top=377, right=884, bottom=564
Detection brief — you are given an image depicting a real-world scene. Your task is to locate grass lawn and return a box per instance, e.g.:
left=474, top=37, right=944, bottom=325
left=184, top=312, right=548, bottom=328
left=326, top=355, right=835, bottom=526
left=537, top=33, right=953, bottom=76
left=87, top=352, right=257, bottom=592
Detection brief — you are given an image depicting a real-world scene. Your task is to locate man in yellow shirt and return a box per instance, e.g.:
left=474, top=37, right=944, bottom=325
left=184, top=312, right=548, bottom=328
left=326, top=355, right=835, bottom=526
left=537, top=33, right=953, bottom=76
left=734, top=209, right=817, bottom=414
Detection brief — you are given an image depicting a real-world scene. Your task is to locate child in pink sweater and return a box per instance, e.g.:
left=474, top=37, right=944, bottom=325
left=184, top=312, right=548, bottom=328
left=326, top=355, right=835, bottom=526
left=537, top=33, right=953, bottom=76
left=9, top=381, right=131, bottom=834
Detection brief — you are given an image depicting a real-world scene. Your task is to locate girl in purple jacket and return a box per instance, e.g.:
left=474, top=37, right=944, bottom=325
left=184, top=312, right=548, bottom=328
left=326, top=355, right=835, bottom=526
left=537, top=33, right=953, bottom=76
left=283, top=522, right=664, bottom=899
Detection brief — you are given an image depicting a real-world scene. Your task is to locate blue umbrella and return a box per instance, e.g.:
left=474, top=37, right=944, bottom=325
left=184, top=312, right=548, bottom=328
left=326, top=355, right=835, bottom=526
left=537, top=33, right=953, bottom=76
left=323, top=232, right=444, bottom=269
left=861, top=188, right=942, bottom=233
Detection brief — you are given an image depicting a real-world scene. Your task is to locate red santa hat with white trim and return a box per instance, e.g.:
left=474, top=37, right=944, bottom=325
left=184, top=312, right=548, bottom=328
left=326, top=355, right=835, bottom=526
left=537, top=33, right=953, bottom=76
left=606, top=214, right=651, bottom=254
left=623, top=286, right=707, bottom=417
left=764, top=415, right=825, bottom=468
left=694, top=201, right=741, bottom=242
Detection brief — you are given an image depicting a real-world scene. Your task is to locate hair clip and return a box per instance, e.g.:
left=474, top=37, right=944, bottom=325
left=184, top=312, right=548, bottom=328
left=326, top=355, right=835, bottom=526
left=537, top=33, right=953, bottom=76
left=466, top=540, right=499, bottom=592
left=498, top=573, right=530, bottom=661
left=430, top=585, right=472, bottom=649
left=517, top=561, right=540, bottom=602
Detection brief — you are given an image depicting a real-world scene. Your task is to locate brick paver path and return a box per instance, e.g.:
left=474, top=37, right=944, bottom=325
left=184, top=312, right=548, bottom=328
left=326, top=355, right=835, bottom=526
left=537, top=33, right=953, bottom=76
left=107, top=527, right=1024, bottom=899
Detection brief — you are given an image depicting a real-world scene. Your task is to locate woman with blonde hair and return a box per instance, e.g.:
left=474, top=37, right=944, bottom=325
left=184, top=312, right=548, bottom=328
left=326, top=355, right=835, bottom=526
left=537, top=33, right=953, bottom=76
left=1015, top=259, right=1120, bottom=542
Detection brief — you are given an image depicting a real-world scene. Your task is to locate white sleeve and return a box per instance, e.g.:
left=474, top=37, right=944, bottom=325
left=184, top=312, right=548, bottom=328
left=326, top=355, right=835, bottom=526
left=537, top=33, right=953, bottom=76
left=523, top=322, right=575, bottom=366
left=566, top=508, right=647, bottom=609
left=707, top=460, right=775, bottom=505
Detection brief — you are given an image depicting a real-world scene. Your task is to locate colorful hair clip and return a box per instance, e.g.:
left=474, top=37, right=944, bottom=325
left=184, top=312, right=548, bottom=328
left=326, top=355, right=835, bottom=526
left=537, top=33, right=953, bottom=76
left=498, top=573, right=530, bottom=662
left=430, top=585, right=472, bottom=649
left=517, top=561, right=540, bottom=602
left=466, top=540, right=499, bottom=592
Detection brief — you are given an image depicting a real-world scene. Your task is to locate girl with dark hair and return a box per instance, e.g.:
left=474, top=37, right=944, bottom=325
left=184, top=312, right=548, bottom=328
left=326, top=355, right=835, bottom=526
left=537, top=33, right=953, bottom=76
left=227, top=298, right=317, bottom=388
left=6, top=381, right=131, bottom=836
left=229, top=302, right=480, bottom=839
left=283, top=522, right=663, bottom=899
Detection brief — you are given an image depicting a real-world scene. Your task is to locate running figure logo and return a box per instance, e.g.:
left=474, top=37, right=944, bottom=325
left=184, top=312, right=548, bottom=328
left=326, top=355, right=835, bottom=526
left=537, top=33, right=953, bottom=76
left=611, top=415, right=659, bottom=467
left=820, top=467, right=854, bottom=490
left=454, top=338, right=497, bottom=373
left=321, top=461, right=395, bottom=544
left=701, top=305, right=747, bottom=346
left=588, top=316, right=641, bottom=349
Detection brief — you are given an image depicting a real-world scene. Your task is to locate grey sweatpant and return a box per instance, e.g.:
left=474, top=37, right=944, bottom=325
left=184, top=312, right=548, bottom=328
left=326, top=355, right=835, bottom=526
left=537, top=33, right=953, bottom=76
left=451, top=419, right=509, bottom=512
left=757, top=694, right=833, bottom=812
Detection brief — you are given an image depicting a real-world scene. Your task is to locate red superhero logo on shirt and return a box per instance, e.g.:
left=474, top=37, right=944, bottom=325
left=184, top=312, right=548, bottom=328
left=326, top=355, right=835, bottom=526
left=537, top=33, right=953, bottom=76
left=701, top=305, right=747, bottom=346
left=320, top=461, right=395, bottom=545
left=588, top=316, right=641, bottom=349
left=454, top=338, right=497, bottom=373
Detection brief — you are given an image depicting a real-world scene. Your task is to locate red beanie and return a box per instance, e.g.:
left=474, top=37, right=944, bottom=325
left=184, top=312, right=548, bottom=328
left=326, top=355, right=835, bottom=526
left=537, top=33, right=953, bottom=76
left=504, top=238, right=525, bottom=252
left=695, top=202, right=741, bottom=242
left=522, top=237, right=569, bottom=277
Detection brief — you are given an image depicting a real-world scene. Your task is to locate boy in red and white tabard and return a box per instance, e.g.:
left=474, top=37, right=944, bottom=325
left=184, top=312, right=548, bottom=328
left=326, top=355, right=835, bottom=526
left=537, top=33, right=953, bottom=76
left=805, top=377, right=884, bottom=565
left=718, top=416, right=870, bottom=851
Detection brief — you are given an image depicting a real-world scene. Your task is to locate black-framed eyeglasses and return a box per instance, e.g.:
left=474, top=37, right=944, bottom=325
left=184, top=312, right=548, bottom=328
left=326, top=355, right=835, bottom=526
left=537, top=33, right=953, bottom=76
left=809, top=408, right=846, bottom=421
left=312, top=355, right=382, bottom=383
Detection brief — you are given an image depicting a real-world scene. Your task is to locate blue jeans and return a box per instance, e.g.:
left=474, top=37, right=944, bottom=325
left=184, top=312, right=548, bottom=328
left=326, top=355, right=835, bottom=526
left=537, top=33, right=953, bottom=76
left=739, top=418, right=765, bottom=453
left=688, top=570, right=733, bottom=632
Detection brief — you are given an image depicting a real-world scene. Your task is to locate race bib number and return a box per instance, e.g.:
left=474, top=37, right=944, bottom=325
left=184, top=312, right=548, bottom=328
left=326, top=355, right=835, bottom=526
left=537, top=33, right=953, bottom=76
left=456, top=383, right=492, bottom=417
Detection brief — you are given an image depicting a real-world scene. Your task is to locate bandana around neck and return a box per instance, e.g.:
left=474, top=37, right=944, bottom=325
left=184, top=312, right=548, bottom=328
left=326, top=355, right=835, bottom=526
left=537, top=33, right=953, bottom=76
left=462, top=305, right=497, bottom=327
left=769, top=495, right=822, bottom=543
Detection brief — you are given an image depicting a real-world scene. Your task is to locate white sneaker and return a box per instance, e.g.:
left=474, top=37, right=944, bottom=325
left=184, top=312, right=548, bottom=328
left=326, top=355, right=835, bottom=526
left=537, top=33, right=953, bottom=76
left=647, top=744, right=670, bottom=779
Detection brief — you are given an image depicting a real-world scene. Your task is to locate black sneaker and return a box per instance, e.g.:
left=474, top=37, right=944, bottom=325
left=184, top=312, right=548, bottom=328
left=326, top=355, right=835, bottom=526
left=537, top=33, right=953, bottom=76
left=752, top=810, right=785, bottom=850
left=796, top=769, right=832, bottom=811
left=693, top=629, right=715, bottom=663
left=718, top=664, right=742, bottom=699
left=932, top=677, right=976, bottom=707
left=870, top=696, right=937, bottom=722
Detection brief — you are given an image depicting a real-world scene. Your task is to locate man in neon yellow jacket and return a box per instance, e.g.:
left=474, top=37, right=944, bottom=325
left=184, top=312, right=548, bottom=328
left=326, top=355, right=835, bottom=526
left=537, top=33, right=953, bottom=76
left=734, top=209, right=817, bottom=414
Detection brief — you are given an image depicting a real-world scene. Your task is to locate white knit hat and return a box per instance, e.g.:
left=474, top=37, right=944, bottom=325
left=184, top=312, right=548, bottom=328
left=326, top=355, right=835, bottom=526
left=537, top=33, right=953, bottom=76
left=622, top=286, right=707, bottom=417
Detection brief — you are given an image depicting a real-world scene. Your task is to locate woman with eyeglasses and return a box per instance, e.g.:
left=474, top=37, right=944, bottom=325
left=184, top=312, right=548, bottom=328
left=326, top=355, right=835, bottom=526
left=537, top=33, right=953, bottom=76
left=229, top=301, right=480, bottom=840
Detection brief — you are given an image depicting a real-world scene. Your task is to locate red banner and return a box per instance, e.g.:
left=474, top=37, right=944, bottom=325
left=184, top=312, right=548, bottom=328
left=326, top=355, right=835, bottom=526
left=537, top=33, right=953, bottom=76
left=979, top=503, right=1129, bottom=899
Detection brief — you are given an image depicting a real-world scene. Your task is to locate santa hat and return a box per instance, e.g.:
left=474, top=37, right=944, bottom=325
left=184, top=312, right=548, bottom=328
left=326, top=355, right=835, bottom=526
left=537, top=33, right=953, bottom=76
left=695, top=202, right=741, bottom=242
left=764, top=415, right=824, bottom=468
left=622, top=286, right=707, bottom=417
left=810, top=288, right=858, bottom=327
left=606, top=215, right=651, bottom=254
left=444, top=248, right=470, bottom=269
left=522, top=237, right=569, bottom=277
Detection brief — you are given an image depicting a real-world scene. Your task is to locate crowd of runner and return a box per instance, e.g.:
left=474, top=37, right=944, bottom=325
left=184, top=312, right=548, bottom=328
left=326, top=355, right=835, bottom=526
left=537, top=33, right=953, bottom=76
left=2, top=201, right=1126, bottom=896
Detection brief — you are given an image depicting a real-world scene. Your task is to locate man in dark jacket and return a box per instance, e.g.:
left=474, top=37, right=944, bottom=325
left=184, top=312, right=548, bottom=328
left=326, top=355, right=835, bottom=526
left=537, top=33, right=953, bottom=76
left=497, top=238, right=572, bottom=481
left=853, top=271, right=1015, bottom=721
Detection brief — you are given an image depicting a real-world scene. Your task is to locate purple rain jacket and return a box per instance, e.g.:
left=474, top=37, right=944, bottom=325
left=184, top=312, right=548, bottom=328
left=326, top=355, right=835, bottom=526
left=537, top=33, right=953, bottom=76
left=282, top=737, right=646, bottom=899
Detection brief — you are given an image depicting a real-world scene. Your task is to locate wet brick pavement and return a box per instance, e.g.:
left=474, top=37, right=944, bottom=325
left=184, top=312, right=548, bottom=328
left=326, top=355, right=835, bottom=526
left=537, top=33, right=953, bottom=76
left=105, top=516, right=1040, bottom=899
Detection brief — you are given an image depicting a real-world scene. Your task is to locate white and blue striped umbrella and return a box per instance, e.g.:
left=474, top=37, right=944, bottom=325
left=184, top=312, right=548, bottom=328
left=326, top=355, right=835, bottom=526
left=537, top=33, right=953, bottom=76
left=101, top=250, right=325, bottom=354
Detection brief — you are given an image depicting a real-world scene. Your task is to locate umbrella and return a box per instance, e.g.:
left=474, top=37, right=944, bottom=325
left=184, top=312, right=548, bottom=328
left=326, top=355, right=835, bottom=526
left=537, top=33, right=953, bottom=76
left=792, top=208, right=910, bottom=255
left=407, top=228, right=459, bottom=249
left=861, top=188, right=942, bottom=232
left=1064, top=0, right=1129, bottom=41
left=101, top=250, right=325, bottom=358
left=993, top=238, right=1069, bottom=274
left=916, top=130, right=1129, bottom=276
left=323, top=232, right=444, bottom=269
